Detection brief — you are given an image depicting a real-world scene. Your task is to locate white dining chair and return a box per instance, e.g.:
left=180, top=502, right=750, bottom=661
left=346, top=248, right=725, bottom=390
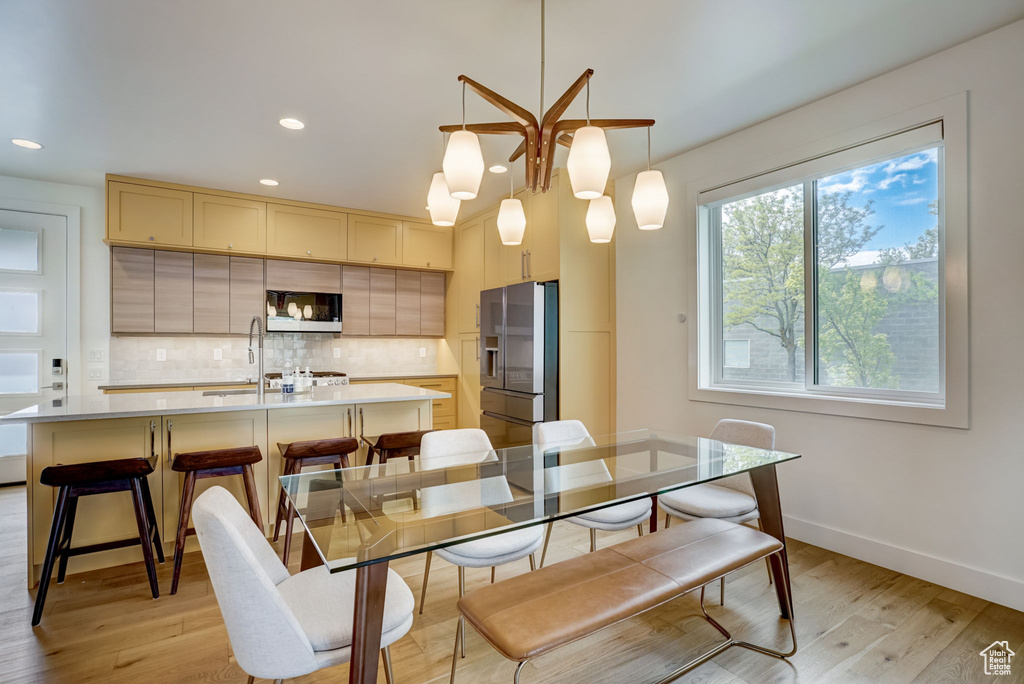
left=534, top=420, right=652, bottom=567
left=658, top=418, right=776, bottom=604
left=192, top=486, right=414, bottom=684
left=416, top=429, right=544, bottom=660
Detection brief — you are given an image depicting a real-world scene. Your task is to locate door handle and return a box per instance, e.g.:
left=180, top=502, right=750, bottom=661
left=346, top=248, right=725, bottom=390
left=166, top=419, right=173, bottom=457
left=475, top=303, right=480, bottom=329
left=41, top=383, right=65, bottom=391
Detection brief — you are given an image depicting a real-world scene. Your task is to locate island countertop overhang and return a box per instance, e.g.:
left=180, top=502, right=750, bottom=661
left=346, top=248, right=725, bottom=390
left=0, top=382, right=450, bottom=424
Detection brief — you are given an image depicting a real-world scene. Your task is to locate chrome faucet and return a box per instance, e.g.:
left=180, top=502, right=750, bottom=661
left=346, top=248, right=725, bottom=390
left=248, top=315, right=265, bottom=400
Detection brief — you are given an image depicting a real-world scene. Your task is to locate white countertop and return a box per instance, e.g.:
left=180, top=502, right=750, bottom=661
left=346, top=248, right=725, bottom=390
left=0, top=383, right=449, bottom=424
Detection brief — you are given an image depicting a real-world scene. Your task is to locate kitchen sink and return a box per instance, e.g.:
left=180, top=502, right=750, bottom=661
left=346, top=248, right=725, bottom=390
left=202, top=389, right=259, bottom=397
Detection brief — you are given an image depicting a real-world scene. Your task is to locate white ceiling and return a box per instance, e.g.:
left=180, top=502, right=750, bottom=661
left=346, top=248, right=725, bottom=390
left=2, top=0, right=1023, bottom=219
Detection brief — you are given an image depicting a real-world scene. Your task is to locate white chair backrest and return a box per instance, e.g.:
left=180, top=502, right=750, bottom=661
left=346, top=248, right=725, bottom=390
left=534, top=419, right=591, bottom=449
left=419, top=476, right=515, bottom=519
left=420, top=428, right=496, bottom=468
left=535, top=420, right=610, bottom=497
left=192, top=487, right=318, bottom=679
left=710, top=419, right=776, bottom=497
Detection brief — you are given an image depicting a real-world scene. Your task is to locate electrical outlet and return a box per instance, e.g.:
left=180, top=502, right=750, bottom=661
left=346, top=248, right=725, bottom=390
left=156, top=348, right=167, bottom=362
left=213, top=348, right=223, bottom=361
left=333, top=347, right=341, bottom=359
left=419, top=347, right=427, bottom=358
left=88, top=349, right=104, bottom=362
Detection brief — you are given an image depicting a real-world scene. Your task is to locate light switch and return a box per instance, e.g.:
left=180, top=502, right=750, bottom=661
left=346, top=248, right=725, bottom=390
left=213, top=348, right=223, bottom=360
left=156, top=349, right=167, bottom=362
left=333, top=347, right=341, bottom=359
left=88, top=349, right=104, bottom=362
left=419, top=347, right=427, bottom=358
left=87, top=368, right=103, bottom=380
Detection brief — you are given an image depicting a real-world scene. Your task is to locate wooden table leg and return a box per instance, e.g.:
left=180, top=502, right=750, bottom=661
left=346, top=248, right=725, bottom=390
left=649, top=494, right=659, bottom=533
left=749, top=463, right=794, bottom=619
left=349, top=561, right=389, bottom=684
left=299, top=528, right=320, bottom=571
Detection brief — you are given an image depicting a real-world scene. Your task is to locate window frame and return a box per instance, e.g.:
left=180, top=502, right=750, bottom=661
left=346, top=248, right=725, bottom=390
left=686, top=93, right=968, bottom=428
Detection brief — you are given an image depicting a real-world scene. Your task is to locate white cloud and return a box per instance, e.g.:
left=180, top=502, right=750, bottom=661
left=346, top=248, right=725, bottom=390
left=896, top=196, right=928, bottom=205
left=884, top=148, right=938, bottom=174
left=878, top=173, right=906, bottom=190
left=912, top=177, right=927, bottom=184
left=820, top=168, right=871, bottom=193
left=839, top=250, right=882, bottom=267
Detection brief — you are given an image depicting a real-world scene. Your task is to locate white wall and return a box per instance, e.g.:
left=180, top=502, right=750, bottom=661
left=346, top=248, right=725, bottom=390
left=0, top=175, right=108, bottom=395
left=615, top=20, right=1024, bottom=610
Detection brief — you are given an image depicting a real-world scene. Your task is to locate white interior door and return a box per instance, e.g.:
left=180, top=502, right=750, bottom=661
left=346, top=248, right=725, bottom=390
left=0, top=209, right=68, bottom=484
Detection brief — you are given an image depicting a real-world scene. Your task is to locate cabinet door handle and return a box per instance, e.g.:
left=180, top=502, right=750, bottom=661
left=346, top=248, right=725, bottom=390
left=166, top=419, right=173, bottom=457
left=475, top=303, right=480, bottom=329
left=475, top=337, right=480, bottom=361
left=306, top=250, right=312, bottom=255
left=228, top=243, right=233, bottom=250
left=526, top=250, right=531, bottom=279
left=521, top=251, right=526, bottom=280
left=150, top=420, right=157, bottom=460
left=347, top=408, right=353, bottom=437
left=358, top=407, right=364, bottom=437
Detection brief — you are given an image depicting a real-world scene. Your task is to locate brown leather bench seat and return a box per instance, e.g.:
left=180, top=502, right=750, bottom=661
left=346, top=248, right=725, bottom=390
left=454, top=518, right=795, bottom=683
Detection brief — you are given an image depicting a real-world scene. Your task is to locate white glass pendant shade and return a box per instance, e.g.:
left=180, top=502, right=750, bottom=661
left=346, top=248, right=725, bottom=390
left=496, top=198, right=527, bottom=245
left=287, top=302, right=298, bottom=317
left=586, top=195, right=616, bottom=243
left=567, top=125, right=611, bottom=200
left=426, top=172, right=461, bottom=226
left=442, top=130, right=485, bottom=200
left=631, top=169, right=669, bottom=230
left=303, top=305, right=313, bottom=319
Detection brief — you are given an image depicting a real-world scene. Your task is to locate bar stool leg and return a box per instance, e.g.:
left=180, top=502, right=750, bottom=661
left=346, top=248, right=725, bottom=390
left=140, top=476, right=165, bottom=563
left=171, top=471, right=197, bottom=595
left=418, top=551, right=432, bottom=615
left=273, top=459, right=296, bottom=542
left=241, top=463, right=265, bottom=534
left=32, top=486, right=71, bottom=626
left=56, top=495, right=79, bottom=584
left=129, top=477, right=160, bottom=599
left=282, top=492, right=297, bottom=567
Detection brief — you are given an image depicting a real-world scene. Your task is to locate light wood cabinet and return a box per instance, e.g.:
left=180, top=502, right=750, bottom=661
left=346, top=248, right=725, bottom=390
left=193, top=194, right=267, bottom=253
left=354, top=401, right=431, bottom=463
left=482, top=211, right=504, bottom=290
left=265, top=259, right=341, bottom=294
left=154, top=251, right=193, bottom=333
left=457, top=217, right=484, bottom=334
left=348, top=215, right=403, bottom=265
left=342, top=266, right=370, bottom=335
left=267, top=204, right=348, bottom=261
left=193, top=254, right=230, bottom=334
left=528, top=184, right=560, bottom=282
left=420, top=272, right=445, bottom=337
left=501, top=189, right=533, bottom=285
left=402, top=222, right=452, bottom=270
left=401, top=376, right=457, bottom=427
left=111, top=247, right=155, bottom=333
left=395, top=270, right=421, bottom=335
left=369, top=268, right=397, bottom=336
left=229, top=257, right=265, bottom=334
left=458, top=335, right=482, bottom=429
left=160, top=411, right=269, bottom=541
left=107, top=181, right=193, bottom=247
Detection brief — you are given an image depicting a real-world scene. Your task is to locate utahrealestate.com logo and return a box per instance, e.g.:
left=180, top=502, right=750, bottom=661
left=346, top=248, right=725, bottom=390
left=980, top=641, right=1015, bottom=676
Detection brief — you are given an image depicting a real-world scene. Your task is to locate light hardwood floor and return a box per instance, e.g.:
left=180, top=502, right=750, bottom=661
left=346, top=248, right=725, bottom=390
left=1, top=484, right=1021, bottom=684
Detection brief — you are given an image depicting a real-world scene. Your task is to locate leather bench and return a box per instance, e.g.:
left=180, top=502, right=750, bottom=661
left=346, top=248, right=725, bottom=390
left=451, top=518, right=797, bottom=684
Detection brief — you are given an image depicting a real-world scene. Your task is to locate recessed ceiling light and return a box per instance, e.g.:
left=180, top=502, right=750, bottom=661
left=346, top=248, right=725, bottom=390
left=489, top=165, right=508, bottom=174
left=279, top=118, right=305, bottom=130
left=12, top=139, right=43, bottom=149
left=259, top=179, right=279, bottom=186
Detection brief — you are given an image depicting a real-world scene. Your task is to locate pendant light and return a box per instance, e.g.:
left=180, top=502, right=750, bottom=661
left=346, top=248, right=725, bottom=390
left=586, top=195, right=616, bottom=243
left=497, top=160, right=527, bottom=245
left=427, top=133, right=461, bottom=226
left=566, top=76, right=611, bottom=200
left=442, top=82, right=485, bottom=200
left=631, top=126, right=669, bottom=230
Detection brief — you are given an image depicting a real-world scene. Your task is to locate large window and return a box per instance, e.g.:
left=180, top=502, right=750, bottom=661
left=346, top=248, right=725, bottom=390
left=698, top=125, right=945, bottom=408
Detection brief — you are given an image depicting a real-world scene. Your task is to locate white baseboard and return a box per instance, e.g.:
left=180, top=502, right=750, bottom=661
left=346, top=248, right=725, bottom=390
left=783, top=514, right=1024, bottom=613
left=0, top=454, right=26, bottom=485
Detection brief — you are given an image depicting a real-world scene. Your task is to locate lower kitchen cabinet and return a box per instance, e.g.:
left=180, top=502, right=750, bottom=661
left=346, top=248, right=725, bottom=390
left=28, top=417, right=165, bottom=578
left=354, top=400, right=431, bottom=463
left=160, top=411, right=269, bottom=547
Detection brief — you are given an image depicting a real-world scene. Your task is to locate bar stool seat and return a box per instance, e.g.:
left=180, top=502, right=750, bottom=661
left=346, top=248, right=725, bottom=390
left=33, top=456, right=164, bottom=626
left=170, top=445, right=264, bottom=595
left=274, top=437, right=359, bottom=566
left=363, top=429, right=433, bottom=465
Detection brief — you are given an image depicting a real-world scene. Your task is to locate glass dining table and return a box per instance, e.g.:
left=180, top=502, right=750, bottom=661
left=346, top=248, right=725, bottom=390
left=279, top=429, right=801, bottom=684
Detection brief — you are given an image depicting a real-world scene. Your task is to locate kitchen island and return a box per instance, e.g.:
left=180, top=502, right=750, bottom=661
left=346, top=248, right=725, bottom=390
left=1, top=383, right=448, bottom=585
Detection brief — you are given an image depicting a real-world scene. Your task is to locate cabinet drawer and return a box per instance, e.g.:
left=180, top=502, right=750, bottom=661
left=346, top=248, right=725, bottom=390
left=432, top=414, right=458, bottom=430
left=432, top=397, right=456, bottom=417
left=402, top=377, right=457, bottom=393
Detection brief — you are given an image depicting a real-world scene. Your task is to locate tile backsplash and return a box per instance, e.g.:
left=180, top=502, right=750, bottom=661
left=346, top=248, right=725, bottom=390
left=109, top=334, right=439, bottom=383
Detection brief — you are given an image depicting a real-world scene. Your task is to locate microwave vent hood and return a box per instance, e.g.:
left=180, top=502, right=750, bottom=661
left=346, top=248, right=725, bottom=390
left=266, top=290, right=342, bottom=333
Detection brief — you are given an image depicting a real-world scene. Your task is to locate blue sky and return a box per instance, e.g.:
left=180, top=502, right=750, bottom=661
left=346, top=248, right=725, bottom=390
left=818, top=147, right=939, bottom=260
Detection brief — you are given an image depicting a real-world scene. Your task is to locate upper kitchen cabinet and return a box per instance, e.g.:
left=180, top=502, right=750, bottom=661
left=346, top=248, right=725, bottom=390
left=228, top=257, right=265, bottom=334
left=369, top=268, right=397, bottom=336
left=107, top=181, right=193, bottom=247
left=420, top=272, right=445, bottom=337
left=193, top=194, right=267, bottom=253
left=402, top=222, right=453, bottom=270
left=527, top=182, right=559, bottom=282
left=457, top=216, right=484, bottom=334
left=154, top=251, right=193, bottom=334
left=266, top=204, right=348, bottom=261
left=265, top=259, right=342, bottom=293
left=395, top=270, right=421, bottom=336
left=482, top=211, right=505, bottom=291
left=348, top=215, right=403, bottom=265
left=111, top=247, right=155, bottom=333
left=342, top=266, right=370, bottom=336
left=193, top=254, right=231, bottom=334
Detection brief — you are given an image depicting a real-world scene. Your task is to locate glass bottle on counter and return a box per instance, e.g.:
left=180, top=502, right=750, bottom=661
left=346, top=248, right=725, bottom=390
left=281, top=369, right=295, bottom=394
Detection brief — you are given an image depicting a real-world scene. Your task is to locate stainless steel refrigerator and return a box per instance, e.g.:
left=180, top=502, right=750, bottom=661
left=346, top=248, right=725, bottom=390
left=479, top=281, right=558, bottom=448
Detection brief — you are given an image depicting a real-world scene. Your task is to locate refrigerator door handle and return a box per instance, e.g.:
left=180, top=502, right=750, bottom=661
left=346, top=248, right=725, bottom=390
left=482, top=411, right=535, bottom=428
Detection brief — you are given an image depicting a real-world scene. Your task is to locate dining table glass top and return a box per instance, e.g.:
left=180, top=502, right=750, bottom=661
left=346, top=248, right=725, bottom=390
left=279, top=429, right=801, bottom=573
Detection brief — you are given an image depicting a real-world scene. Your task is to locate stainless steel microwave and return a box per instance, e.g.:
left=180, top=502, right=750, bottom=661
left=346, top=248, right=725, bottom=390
left=265, top=291, right=342, bottom=332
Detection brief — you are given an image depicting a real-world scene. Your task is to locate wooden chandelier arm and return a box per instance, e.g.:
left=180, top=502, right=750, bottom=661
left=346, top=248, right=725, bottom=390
left=438, top=122, right=527, bottom=135
left=458, top=75, right=538, bottom=129
left=540, top=69, right=595, bottom=128
left=552, top=118, right=656, bottom=136
left=508, top=139, right=527, bottom=163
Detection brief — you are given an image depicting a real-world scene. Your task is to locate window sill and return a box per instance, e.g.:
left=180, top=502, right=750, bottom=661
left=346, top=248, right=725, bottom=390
left=691, top=384, right=967, bottom=429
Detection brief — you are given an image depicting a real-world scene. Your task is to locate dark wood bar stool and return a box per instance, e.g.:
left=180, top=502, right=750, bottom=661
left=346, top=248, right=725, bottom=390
left=273, top=437, right=359, bottom=565
left=32, top=457, right=163, bottom=626
left=170, top=445, right=264, bottom=594
left=362, top=429, right=434, bottom=465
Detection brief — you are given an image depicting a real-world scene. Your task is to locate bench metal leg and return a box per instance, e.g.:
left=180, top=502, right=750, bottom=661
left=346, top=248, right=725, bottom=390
left=721, top=576, right=725, bottom=606
left=458, top=566, right=467, bottom=659
left=539, top=522, right=553, bottom=568
left=529, top=553, right=536, bottom=571
left=589, top=528, right=597, bottom=553
left=637, top=523, right=645, bottom=537
left=449, top=616, right=462, bottom=684
left=514, top=660, right=526, bottom=683
left=382, top=646, right=395, bottom=684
